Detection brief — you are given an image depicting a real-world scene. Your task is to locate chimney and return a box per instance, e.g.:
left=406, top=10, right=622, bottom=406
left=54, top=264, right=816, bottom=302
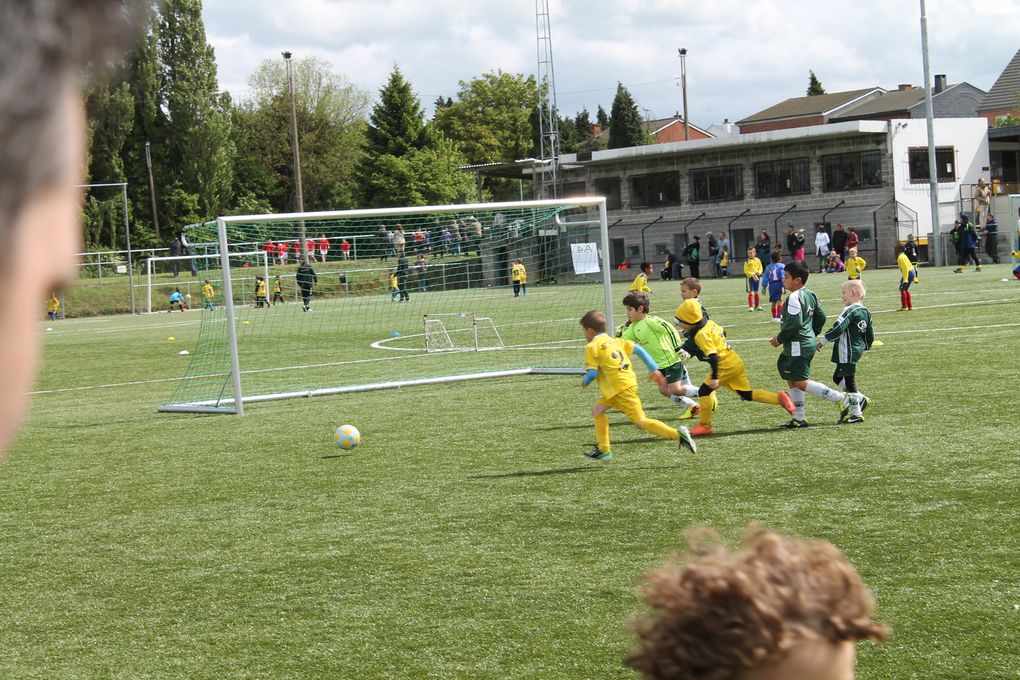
left=934, top=74, right=947, bottom=94
left=898, top=84, right=912, bottom=91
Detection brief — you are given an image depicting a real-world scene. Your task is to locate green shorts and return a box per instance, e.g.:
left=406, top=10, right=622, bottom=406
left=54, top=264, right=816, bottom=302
left=777, top=352, right=814, bottom=381
left=661, top=362, right=690, bottom=385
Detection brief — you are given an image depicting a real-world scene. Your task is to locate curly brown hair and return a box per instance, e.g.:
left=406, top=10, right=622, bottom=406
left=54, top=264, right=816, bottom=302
left=626, top=529, right=889, bottom=680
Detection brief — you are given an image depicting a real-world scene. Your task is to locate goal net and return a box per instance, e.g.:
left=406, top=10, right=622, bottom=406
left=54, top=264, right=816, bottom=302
left=159, top=197, right=610, bottom=413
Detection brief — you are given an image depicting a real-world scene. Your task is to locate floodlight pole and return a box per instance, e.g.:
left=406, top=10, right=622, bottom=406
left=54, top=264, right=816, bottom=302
left=678, top=48, right=689, bottom=141
left=144, top=141, right=160, bottom=240
left=283, top=51, right=308, bottom=261
left=919, top=0, right=940, bottom=236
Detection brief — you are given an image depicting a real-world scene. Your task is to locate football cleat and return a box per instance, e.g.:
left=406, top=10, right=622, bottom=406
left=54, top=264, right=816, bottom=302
left=583, top=447, right=613, bottom=461
left=781, top=418, right=810, bottom=429
left=677, top=426, right=697, bottom=453
left=778, top=391, right=796, bottom=415
left=845, top=415, right=864, bottom=424
left=688, top=423, right=714, bottom=437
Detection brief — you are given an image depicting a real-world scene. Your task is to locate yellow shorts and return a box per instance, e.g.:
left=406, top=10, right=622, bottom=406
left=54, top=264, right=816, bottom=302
left=717, top=356, right=752, bottom=393
left=598, top=386, right=646, bottom=422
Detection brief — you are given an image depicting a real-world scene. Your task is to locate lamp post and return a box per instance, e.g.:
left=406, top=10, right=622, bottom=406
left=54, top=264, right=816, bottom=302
left=282, top=51, right=307, bottom=259
left=678, top=48, right=689, bottom=141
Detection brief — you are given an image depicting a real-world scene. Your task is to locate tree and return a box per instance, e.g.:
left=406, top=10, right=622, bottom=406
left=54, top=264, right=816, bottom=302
left=595, top=105, right=610, bottom=130
left=84, top=81, right=134, bottom=248
left=237, top=56, right=370, bottom=213
left=574, top=108, right=605, bottom=152
left=608, top=83, right=645, bottom=149
left=356, top=66, right=473, bottom=208
left=157, top=0, right=234, bottom=224
left=807, top=70, right=826, bottom=96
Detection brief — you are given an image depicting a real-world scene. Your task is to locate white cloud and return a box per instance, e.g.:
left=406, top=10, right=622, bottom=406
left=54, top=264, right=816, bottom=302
left=204, top=0, right=1020, bottom=125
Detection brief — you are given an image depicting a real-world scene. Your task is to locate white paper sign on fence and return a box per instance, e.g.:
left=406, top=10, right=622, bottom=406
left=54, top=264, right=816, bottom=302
left=570, top=243, right=601, bottom=275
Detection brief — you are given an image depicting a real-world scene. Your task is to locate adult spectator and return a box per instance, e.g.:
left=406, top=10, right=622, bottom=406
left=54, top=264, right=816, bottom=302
left=755, top=229, right=771, bottom=268
left=973, top=178, right=992, bottom=230
left=984, top=214, right=999, bottom=264
left=168, top=235, right=182, bottom=277
left=413, top=254, right=428, bottom=292
left=296, top=260, right=317, bottom=311
left=450, top=218, right=462, bottom=255
left=0, top=0, right=146, bottom=459
left=180, top=231, right=198, bottom=275
left=706, top=232, right=719, bottom=277
left=814, top=225, right=830, bottom=272
left=662, top=250, right=677, bottom=280
left=393, top=224, right=406, bottom=256
left=785, top=224, right=798, bottom=258
left=339, top=238, right=351, bottom=261
left=953, top=214, right=981, bottom=272
left=395, top=253, right=410, bottom=301
left=831, top=223, right=848, bottom=261
left=318, top=235, right=330, bottom=262
left=376, top=224, right=390, bottom=261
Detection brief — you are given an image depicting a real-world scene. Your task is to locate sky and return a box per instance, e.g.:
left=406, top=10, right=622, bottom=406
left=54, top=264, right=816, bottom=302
left=203, top=0, right=1020, bottom=130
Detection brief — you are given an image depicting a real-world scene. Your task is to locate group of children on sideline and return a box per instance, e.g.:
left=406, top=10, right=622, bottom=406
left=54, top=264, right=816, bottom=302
left=585, top=256, right=882, bottom=461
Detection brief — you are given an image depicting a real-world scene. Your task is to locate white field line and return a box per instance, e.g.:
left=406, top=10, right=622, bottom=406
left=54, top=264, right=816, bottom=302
left=31, top=319, right=1020, bottom=397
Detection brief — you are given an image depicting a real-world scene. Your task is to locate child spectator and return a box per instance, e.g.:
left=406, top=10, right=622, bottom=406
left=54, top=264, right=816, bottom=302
left=769, top=260, right=844, bottom=428
left=845, top=247, right=866, bottom=280
left=579, top=310, right=696, bottom=460
left=793, top=228, right=806, bottom=261
left=743, top=247, right=763, bottom=312
left=272, top=275, right=285, bottom=305
left=254, top=276, right=268, bottom=308
left=511, top=258, right=527, bottom=297
left=618, top=291, right=700, bottom=420
left=389, top=271, right=399, bottom=301
left=896, top=245, right=915, bottom=311
left=201, top=280, right=214, bottom=310
left=168, top=287, right=186, bottom=313
left=277, top=240, right=289, bottom=265
left=825, top=250, right=845, bottom=273
left=414, top=254, right=428, bottom=292
left=814, top=225, right=830, bottom=272
left=763, top=252, right=785, bottom=322
left=674, top=299, right=795, bottom=437
left=629, top=262, right=654, bottom=294
left=47, top=292, right=60, bottom=321
left=903, top=233, right=920, bottom=282
left=718, top=249, right=729, bottom=278
left=304, top=238, right=317, bottom=263
left=846, top=226, right=860, bottom=254
left=319, top=235, right=330, bottom=262
left=626, top=528, right=889, bottom=680
left=819, top=279, right=873, bottom=424
left=441, top=227, right=452, bottom=255
left=339, top=238, right=350, bottom=261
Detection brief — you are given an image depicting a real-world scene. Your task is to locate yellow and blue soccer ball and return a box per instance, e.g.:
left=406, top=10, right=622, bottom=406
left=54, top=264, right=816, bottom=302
left=334, top=424, right=361, bottom=449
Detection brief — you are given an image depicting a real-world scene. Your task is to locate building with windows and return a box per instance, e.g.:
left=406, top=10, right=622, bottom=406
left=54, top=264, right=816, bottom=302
left=555, top=117, right=988, bottom=268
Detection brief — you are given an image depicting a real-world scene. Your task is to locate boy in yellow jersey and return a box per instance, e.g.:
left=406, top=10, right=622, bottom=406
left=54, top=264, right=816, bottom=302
left=254, top=276, right=268, bottom=308
left=580, top=310, right=696, bottom=460
left=46, top=292, right=60, bottom=321
left=845, top=247, right=866, bottom=280
left=511, top=258, right=527, bottom=297
left=896, top=245, right=915, bottom=311
left=201, top=280, right=214, bottom=310
left=629, top=262, right=654, bottom=293
left=271, top=275, right=285, bottom=305
left=743, top=247, right=763, bottom=311
left=674, top=299, right=795, bottom=437
left=719, top=248, right=730, bottom=277
left=389, top=271, right=399, bottom=301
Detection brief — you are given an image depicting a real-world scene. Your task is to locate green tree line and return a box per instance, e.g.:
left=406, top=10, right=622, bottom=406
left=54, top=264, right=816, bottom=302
left=82, top=0, right=650, bottom=254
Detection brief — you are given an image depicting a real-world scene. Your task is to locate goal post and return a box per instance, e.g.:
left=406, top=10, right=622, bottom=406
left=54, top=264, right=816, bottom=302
left=159, top=197, right=611, bottom=413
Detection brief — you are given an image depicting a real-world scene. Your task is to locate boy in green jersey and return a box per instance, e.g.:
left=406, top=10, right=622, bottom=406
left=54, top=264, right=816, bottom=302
left=619, top=291, right=700, bottom=419
left=818, top=280, right=873, bottom=423
left=768, top=260, right=844, bottom=427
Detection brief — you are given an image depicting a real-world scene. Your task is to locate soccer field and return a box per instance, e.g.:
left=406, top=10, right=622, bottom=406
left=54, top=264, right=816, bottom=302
left=3, top=265, right=1018, bottom=678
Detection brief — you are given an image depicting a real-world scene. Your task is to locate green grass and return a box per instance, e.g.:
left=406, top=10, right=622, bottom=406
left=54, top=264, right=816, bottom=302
left=3, top=265, right=1019, bottom=678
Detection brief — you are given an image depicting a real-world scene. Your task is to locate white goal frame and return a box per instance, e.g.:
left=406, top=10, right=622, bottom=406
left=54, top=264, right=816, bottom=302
left=159, top=197, right=611, bottom=414
left=144, top=250, right=269, bottom=314
left=423, top=313, right=506, bottom=353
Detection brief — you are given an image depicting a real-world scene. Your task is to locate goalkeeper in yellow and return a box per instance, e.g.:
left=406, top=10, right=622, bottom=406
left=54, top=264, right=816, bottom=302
left=580, top=310, right=696, bottom=460
left=673, top=299, right=795, bottom=437
left=511, top=259, right=527, bottom=297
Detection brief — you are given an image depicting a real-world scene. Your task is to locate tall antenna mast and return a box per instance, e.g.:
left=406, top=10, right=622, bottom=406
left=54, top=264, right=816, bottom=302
left=535, top=0, right=560, bottom=199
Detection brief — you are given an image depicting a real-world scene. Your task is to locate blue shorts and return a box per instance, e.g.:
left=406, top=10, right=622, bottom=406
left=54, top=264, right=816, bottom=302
left=899, top=270, right=915, bottom=291
left=746, top=277, right=760, bottom=293
left=768, top=282, right=784, bottom=302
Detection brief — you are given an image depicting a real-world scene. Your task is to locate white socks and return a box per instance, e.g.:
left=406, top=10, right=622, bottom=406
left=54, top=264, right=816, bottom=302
left=805, top=380, right=844, bottom=403
left=789, top=388, right=805, bottom=421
